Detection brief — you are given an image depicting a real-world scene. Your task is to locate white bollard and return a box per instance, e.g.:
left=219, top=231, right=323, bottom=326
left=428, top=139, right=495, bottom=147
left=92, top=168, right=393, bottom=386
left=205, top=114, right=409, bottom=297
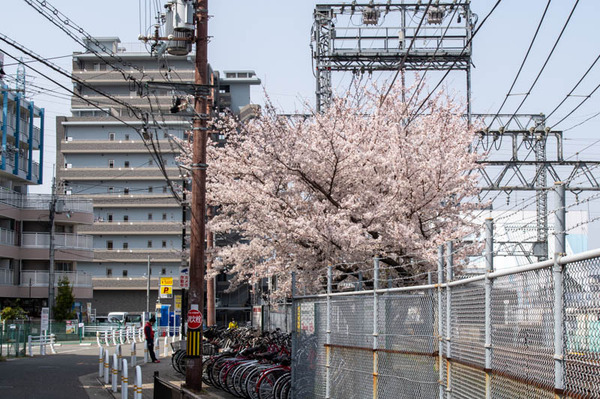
left=104, top=349, right=110, bottom=385
left=121, top=359, right=128, bottom=399
left=49, top=334, right=56, bottom=354
left=163, top=335, right=168, bottom=358
left=112, top=353, right=118, bottom=392
left=131, top=341, right=137, bottom=366
left=155, top=332, right=160, bottom=358
left=116, top=344, right=122, bottom=371
left=99, top=347, right=104, bottom=378
left=144, top=340, right=149, bottom=363
left=41, top=332, right=47, bottom=356
left=134, top=365, right=143, bottom=399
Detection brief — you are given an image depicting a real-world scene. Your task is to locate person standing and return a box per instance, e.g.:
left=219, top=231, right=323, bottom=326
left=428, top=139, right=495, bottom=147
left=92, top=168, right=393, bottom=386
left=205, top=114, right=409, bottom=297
left=144, top=316, right=160, bottom=363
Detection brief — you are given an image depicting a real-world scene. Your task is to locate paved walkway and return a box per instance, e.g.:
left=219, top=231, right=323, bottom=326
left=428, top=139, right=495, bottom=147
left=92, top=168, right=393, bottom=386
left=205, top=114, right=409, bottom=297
left=80, top=344, right=237, bottom=399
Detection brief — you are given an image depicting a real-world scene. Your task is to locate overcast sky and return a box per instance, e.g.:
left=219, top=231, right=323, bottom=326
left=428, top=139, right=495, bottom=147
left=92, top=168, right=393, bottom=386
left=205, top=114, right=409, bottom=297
left=3, top=0, right=600, bottom=253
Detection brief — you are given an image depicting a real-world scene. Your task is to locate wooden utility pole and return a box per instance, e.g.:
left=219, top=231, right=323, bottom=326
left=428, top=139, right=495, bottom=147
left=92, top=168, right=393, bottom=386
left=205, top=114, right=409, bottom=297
left=186, top=0, right=208, bottom=390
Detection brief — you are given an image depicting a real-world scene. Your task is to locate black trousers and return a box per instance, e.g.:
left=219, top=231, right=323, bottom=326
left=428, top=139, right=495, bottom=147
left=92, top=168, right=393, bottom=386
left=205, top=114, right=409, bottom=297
left=147, top=340, right=157, bottom=362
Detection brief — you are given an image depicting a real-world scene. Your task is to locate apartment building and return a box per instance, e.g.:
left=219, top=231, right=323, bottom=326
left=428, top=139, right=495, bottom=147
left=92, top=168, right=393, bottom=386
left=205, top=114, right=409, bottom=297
left=0, top=78, right=94, bottom=317
left=56, top=37, right=260, bottom=318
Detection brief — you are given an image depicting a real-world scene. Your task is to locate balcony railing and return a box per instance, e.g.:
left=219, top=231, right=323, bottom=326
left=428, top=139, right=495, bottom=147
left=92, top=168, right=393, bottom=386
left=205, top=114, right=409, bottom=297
left=20, top=270, right=92, bottom=287
left=0, top=228, right=16, bottom=246
left=0, top=189, right=93, bottom=213
left=0, top=269, right=13, bottom=285
left=22, top=232, right=93, bottom=250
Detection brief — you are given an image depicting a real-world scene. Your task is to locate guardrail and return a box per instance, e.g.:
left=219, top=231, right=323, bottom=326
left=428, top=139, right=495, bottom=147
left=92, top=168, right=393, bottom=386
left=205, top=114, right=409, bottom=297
left=27, top=333, right=56, bottom=356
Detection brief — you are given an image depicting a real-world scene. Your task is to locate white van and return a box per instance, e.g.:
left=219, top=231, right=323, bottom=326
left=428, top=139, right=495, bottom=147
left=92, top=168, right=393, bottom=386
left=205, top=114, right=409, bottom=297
left=107, top=312, right=142, bottom=326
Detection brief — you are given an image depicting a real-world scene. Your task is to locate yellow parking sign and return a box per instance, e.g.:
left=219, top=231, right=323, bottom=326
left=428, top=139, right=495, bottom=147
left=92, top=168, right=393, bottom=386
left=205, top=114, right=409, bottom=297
left=160, top=277, right=173, bottom=286
left=160, top=285, right=173, bottom=298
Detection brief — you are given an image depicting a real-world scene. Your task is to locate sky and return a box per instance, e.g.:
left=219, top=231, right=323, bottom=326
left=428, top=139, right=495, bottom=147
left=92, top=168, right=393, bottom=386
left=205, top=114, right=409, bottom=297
left=2, top=0, right=600, bottom=254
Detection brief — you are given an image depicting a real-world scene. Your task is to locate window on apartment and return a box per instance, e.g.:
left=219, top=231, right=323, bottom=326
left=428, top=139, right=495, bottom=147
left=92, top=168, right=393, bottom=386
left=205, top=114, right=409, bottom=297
left=93, top=63, right=102, bottom=71
left=108, top=132, right=115, bottom=141
left=108, top=160, right=114, bottom=168
left=124, top=187, right=129, bottom=195
left=122, top=242, right=128, bottom=249
left=162, top=240, right=167, bottom=248
left=106, top=268, right=112, bottom=277
left=148, top=186, right=153, bottom=194
left=124, top=134, right=130, bottom=141
left=107, top=214, right=113, bottom=222
left=161, top=268, right=166, bottom=275
left=147, top=240, right=153, bottom=248
left=163, top=186, right=168, bottom=194
left=108, top=187, right=114, bottom=194
left=123, top=215, right=129, bottom=222
left=226, top=72, right=236, bottom=78
left=122, top=270, right=128, bottom=277
left=107, top=241, right=113, bottom=250
left=148, top=213, right=153, bottom=221
left=124, top=161, right=130, bottom=168
left=162, top=213, right=167, bottom=220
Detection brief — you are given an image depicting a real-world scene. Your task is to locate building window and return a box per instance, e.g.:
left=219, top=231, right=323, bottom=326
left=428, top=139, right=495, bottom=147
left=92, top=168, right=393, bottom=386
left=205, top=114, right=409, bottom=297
left=162, top=213, right=167, bottom=220
left=125, top=134, right=130, bottom=141
left=148, top=186, right=153, bottom=193
left=108, top=132, right=115, bottom=141
left=163, top=186, right=167, bottom=193
left=107, top=241, right=113, bottom=250
left=107, top=268, right=112, bottom=277
left=108, top=160, right=114, bottom=168
left=124, top=187, right=129, bottom=195
left=108, top=187, right=114, bottom=194
left=123, top=270, right=128, bottom=277
left=147, top=240, right=153, bottom=248
left=148, top=213, right=153, bottom=220
left=161, top=268, right=166, bottom=275
left=123, top=215, right=129, bottom=222
left=107, top=214, right=113, bottom=222
left=124, top=161, right=130, bottom=168
left=123, top=242, right=128, bottom=249
left=162, top=240, right=167, bottom=248
left=226, top=72, right=236, bottom=78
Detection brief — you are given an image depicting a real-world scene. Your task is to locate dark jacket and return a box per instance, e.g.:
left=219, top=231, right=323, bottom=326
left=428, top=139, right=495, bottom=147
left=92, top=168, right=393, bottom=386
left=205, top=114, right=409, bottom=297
left=144, top=321, right=155, bottom=342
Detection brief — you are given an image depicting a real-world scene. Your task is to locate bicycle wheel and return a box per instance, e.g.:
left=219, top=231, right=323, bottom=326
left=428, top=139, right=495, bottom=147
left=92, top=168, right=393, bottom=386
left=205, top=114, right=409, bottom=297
left=272, top=373, right=290, bottom=399
left=244, top=367, right=263, bottom=399
left=235, top=362, right=258, bottom=398
left=257, top=369, right=287, bottom=399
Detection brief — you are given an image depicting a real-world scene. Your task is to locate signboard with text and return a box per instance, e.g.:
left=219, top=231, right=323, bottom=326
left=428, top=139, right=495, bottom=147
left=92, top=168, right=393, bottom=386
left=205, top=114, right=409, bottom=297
left=160, top=285, right=173, bottom=298
left=41, top=307, right=49, bottom=332
left=160, top=277, right=173, bottom=286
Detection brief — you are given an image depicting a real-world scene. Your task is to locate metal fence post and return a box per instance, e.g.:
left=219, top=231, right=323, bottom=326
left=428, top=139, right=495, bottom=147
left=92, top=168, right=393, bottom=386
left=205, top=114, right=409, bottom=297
left=554, top=182, right=566, bottom=396
left=326, top=265, right=332, bottom=399
left=438, top=245, right=445, bottom=399
left=446, top=241, right=453, bottom=399
left=373, top=257, right=380, bottom=399
left=290, top=271, right=297, bottom=399
left=484, top=218, right=494, bottom=398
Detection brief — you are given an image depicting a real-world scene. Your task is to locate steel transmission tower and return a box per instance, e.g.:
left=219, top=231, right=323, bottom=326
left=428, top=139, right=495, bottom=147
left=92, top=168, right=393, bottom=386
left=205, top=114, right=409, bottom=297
left=312, top=2, right=473, bottom=113
left=475, top=114, right=600, bottom=261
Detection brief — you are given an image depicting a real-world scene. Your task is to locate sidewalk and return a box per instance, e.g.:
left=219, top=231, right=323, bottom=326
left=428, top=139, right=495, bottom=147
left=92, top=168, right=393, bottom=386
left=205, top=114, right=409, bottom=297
left=80, top=346, right=237, bottom=399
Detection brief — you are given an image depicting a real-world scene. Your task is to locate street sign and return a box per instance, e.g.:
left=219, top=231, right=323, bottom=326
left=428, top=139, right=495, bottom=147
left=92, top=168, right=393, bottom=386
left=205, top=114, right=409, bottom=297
left=160, top=277, right=173, bottom=286
left=187, top=309, right=202, bottom=330
left=179, top=267, right=189, bottom=289
left=160, top=285, right=173, bottom=298
left=175, top=295, right=182, bottom=312
left=41, top=307, right=49, bottom=332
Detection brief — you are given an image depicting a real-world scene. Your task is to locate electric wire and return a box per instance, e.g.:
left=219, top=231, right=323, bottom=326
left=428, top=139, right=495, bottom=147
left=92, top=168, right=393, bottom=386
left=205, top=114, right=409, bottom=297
left=487, top=0, right=552, bottom=128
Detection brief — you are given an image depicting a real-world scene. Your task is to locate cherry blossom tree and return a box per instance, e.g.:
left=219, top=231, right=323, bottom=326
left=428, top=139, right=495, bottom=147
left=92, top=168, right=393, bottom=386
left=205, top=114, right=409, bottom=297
left=177, top=83, right=483, bottom=298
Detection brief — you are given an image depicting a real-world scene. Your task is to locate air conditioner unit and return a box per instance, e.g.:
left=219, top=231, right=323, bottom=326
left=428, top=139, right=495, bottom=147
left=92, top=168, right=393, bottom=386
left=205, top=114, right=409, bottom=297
left=66, top=164, right=73, bottom=169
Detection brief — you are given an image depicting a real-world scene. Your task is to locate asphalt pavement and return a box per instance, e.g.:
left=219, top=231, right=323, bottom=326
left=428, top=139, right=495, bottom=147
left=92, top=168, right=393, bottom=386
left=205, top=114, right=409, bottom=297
left=0, top=340, right=237, bottom=399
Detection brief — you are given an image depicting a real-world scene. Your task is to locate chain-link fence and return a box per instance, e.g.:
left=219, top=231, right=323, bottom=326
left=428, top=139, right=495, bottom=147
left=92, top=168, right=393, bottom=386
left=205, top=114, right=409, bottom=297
left=291, top=249, right=600, bottom=398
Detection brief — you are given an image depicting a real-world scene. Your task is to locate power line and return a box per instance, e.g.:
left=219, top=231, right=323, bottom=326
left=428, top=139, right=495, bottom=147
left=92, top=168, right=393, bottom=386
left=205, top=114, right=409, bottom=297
left=405, top=0, right=503, bottom=127
left=503, top=0, right=580, bottom=125
left=487, top=0, right=552, bottom=128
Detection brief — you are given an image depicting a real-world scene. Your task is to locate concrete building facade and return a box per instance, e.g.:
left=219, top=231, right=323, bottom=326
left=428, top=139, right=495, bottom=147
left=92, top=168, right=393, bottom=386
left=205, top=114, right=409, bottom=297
left=56, top=38, right=260, bottom=320
left=0, top=78, right=94, bottom=317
